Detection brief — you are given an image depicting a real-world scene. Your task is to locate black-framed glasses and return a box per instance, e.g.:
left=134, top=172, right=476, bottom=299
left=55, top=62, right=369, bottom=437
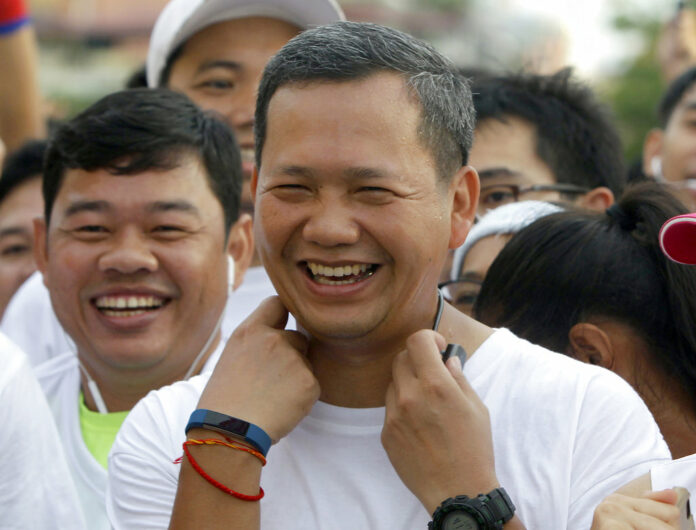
left=478, top=183, right=590, bottom=212
left=438, top=278, right=483, bottom=316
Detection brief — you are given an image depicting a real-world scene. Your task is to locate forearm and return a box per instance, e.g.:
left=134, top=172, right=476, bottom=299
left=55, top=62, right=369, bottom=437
left=169, top=429, right=263, bottom=530
left=0, top=10, right=45, bottom=151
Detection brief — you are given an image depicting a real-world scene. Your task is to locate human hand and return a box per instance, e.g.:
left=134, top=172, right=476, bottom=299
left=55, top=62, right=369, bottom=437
left=591, top=489, right=682, bottom=530
left=197, top=296, right=320, bottom=442
left=381, top=329, right=497, bottom=514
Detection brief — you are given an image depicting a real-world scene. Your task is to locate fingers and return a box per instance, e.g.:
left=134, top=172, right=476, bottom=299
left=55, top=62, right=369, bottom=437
left=593, top=493, right=681, bottom=530
left=645, top=489, right=679, bottom=505
left=238, top=296, right=289, bottom=331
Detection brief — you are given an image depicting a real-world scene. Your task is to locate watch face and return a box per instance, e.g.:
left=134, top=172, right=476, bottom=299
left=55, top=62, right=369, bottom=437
left=442, top=511, right=481, bottom=530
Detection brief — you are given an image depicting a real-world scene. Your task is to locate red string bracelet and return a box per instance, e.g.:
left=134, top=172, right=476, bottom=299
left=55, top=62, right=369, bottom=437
left=176, top=439, right=265, bottom=501
left=186, top=438, right=266, bottom=465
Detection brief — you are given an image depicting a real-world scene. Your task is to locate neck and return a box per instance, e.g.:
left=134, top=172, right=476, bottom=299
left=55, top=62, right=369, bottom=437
left=645, top=384, right=696, bottom=459
left=309, top=304, right=493, bottom=408
left=79, top=336, right=219, bottom=413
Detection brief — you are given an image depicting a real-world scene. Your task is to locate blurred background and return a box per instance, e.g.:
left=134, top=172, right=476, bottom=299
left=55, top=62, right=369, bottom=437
left=26, top=0, right=689, bottom=160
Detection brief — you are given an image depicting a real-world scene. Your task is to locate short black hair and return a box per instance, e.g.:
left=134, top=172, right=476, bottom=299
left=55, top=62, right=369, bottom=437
left=43, top=88, right=242, bottom=235
left=0, top=139, right=46, bottom=206
left=254, top=21, right=475, bottom=180
left=475, top=181, right=696, bottom=413
left=472, top=69, right=626, bottom=197
left=658, top=66, right=696, bottom=128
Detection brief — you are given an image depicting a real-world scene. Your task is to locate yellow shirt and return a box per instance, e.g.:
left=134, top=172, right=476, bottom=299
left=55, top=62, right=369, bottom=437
left=78, top=393, right=129, bottom=469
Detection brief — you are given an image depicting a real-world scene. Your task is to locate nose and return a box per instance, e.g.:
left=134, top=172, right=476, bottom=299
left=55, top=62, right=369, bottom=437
left=226, top=81, right=256, bottom=131
left=97, top=227, right=158, bottom=274
left=302, top=198, right=360, bottom=247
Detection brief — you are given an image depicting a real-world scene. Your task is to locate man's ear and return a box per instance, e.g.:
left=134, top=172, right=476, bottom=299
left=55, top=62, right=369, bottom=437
left=576, top=186, right=614, bottom=211
left=567, top=322, right=614, bottom=369
left=448, top=165, right=479, bottom=250
left=226, top=213, right=254, bottom=290
left=33, top=218, right=50, bottom=288
left=642, top=128, right=664, bottom=177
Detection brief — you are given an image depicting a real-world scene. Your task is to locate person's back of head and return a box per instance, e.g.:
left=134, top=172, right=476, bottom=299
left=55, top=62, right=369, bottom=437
left=471, top=69, right=626, bottom=199
left=43, top=88, right=242, bottom=233
left=255, top=21, right=475, bottom=180
left=475, top=181, right=696, bottom=453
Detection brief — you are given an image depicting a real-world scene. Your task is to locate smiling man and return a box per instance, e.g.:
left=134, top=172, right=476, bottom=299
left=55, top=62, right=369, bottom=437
left=2, top=0, right=345, bottom=367
left=33, top=88, right=252, bottom=528
left=108, top=23, right=669, bottom=530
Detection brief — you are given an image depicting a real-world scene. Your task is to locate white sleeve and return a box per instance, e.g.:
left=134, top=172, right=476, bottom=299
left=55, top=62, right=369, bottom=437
left=0, top=338, right=86, bottom=529
left=651, top=454, right=696, bottom=499
left=567, top=371, right=671, bottom=529
left=0, top=271, right=73, bottom=366
left=107, top=382, right=201, bottom=529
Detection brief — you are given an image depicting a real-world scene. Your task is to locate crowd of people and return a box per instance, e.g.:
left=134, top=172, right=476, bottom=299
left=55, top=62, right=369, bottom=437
left=1, top=0, right=696, bottom=529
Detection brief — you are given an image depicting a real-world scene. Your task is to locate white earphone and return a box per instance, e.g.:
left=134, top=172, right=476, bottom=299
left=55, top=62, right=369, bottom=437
left=651, top=156, right=664, bottom=181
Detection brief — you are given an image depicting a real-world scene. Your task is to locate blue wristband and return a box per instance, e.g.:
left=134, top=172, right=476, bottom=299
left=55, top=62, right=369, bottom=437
left=185, top=409, right=272, bottom=457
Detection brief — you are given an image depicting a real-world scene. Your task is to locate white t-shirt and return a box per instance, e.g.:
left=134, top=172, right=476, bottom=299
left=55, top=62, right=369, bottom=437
left=652, top=454, right=696, bottom=499
left=34, top=341, right=225, bottom=530
left=107, top=328, right=670, bottom=530
left=0, top=333, right=86, bottom=530
left=1, top=267, right=282, bottom=366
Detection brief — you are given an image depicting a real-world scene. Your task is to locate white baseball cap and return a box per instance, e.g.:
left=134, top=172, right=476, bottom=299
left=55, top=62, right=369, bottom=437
left=147, top=0, right=346, bottom=88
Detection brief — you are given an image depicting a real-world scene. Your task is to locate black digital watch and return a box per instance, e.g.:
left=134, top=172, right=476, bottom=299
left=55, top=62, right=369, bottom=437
left=429, top=488, right=516, bottom=530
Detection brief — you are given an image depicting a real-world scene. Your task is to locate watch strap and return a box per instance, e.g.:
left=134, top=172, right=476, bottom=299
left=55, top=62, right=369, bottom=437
left=185, top=409, right=272, bottom=457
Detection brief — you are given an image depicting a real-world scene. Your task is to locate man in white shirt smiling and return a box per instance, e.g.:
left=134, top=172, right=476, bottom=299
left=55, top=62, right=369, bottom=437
left=34, top=88, right=253, bottom=528
left=108, top=23, right=670, bottom=530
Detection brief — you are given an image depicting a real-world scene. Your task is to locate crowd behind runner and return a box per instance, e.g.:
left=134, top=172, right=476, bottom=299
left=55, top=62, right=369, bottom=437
left=1, top=0, right=696, bottom=529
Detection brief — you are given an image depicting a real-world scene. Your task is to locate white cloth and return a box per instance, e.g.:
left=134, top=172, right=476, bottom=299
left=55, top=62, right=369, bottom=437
left=1, top=266, right=283, bottom=366
left=651, top=454, right=696, bottom=499
left=107, top=328, right=670, bottom=530
left=0, top=333, right=86, bottom=530
left=34, top=341, right=225, bottom=530
left=1, top=271, right=73, bottom=366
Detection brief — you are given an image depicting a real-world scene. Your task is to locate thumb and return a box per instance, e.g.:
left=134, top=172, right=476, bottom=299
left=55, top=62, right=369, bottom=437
left=242, top=296, right=290, bottom=330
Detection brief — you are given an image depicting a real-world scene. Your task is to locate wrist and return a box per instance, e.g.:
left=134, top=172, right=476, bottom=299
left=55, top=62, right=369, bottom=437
left=429, top=488, right=516, bottom=530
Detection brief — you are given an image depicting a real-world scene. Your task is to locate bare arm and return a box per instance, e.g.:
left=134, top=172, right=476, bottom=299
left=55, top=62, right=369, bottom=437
left=168, top=298, right=319, bottom=529
left=0, top=1, right=44, bottom=152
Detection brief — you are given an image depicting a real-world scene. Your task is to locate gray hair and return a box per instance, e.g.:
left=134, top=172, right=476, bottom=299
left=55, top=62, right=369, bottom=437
left=254, top=21, right=475, bottom=180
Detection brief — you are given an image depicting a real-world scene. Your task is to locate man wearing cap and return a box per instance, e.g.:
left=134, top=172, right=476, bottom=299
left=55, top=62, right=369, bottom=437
left=108, top=22, right=669, bottom=530
left=1, top=0, right=345, bottom=365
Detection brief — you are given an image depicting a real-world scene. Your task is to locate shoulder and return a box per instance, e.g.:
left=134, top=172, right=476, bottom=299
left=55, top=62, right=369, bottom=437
left=112, top=372, right=210, bottom=456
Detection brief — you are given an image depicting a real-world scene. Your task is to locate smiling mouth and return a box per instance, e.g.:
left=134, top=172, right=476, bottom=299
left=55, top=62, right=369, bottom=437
left=305, top=261, right=378, bottom=285
left=93, top=295, right=169, bottom=317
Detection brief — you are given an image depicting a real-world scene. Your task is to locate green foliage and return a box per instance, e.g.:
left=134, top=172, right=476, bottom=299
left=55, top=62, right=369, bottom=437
left=603, top=16, right=664, bottom=163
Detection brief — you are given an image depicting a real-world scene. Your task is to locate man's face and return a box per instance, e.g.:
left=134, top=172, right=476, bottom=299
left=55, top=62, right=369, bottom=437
left=253, top=72, right=474, bottom=343
left=660, top=85, right=696, bottom=190
left=0, top=176, right=42, bottom=319
left=167, top=16, right=300, bottom=215
left=35, top=156, right=232, bottom=377
left=469, top=116, right=560, bottom=216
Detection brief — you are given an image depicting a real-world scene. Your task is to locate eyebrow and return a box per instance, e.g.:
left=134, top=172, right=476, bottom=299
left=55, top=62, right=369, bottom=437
left=477, top=167, right=523, bottom=181
left=64, top=200, right=111, bottom=217
left=0, top=226, right=31, bottom=239
left=196, top=60, right=242, bottom=75
left=146, top=200, right=201, bottom=217
left=460, top=271, right=484, bottom=282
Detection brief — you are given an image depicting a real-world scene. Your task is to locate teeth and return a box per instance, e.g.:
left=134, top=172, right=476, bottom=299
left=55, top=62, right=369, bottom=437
left=240, top=147, right=255, bottom=163
left=95, top=295, right=165, bottom=311
left=100, top=309, right=150, bottom=317
left=306, top=262, right=375, bottom=283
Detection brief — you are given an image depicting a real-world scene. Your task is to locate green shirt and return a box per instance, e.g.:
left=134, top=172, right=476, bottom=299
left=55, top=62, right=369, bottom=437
left=78, top=393, right=129, bottom=469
